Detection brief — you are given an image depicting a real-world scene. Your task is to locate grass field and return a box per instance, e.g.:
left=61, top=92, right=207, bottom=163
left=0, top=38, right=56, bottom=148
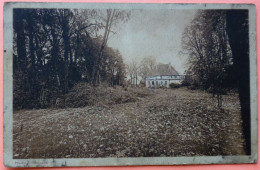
left=13, top=87, right=245, bottom=158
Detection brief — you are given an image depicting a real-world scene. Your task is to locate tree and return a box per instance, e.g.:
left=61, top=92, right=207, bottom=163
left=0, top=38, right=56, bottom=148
left=182, top=9, right=251, bottom=154
left=101, top=47, right=126, bottom=86
left=13, top=9, right=47, bottom=108
left=182, top=10, right=232, bottom=107
left=92, top=9, right=130, bottom=85
left=226, top=10, right=250, bottom=155
left=126, top=60, right=141, bottom=86
left=139, top=56, right=157, bottom=81
left=13, top=8, right=128, bottom=109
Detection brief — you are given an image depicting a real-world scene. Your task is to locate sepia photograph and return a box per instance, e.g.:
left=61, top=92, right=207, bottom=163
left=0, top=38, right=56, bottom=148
left=3, top=2, right=257, bottom=167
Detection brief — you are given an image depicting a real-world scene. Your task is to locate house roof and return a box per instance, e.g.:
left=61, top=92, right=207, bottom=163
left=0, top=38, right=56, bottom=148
left=148, top=63, right=179, bottom=76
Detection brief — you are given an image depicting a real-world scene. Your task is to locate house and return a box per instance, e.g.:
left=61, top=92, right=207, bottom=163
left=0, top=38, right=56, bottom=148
left=145, top=63, right=184, bottom=88
left=145, top=75, right=185, bottom=88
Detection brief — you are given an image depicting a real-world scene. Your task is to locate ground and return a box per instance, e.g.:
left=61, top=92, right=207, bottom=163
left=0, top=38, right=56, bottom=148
left=13, top=87, right=246, bottom=158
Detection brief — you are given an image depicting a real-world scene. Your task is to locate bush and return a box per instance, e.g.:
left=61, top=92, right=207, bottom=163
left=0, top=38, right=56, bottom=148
left=181, top=79, right=191, bottom=86
left=59, top=82, right=153, bottom=108
left=188, top=85, right=199, bottom=90
left=169, top=83, right=180, bottom=89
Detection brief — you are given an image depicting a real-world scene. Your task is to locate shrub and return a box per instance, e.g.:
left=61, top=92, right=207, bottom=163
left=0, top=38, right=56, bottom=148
left=57, top=82, right=153, bottom=108
left=181, top=79, right=191, bottom=86
left=169, top=83, right=180, bottom=89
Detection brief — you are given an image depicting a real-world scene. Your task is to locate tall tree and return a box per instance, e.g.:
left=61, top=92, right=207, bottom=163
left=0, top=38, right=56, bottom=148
left=139, top=56, right=157, bottom=81
left=182, top=10, right=232, bottom=107
left=13, top=8, right=128, bottom=109
left=92, top=9, right=130, bottom=85
left=126, top=60, right=141, bottom=86
left=226, top=10, right=250, bottom=154
left=182, top=10, right=251, bottom=154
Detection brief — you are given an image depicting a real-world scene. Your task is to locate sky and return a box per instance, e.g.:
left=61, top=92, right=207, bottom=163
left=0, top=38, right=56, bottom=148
left=107, top=9, right=197, bottom=74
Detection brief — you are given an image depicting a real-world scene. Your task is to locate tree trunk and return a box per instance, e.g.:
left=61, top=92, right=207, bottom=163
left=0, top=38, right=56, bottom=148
left=135, top=74, right=138, bottom=87
left=50, top=26, right=60, bottom=88
left=35, top=36, right=44, bottom=67
left=61, top=10, right=71, bottom=94
left=16, top=17, right=27, bottom=70
left=92, top=9, right=115, bottom=86
left=226, top=10, right=250, bottom=154
left=217, top=93, right=222, bottom=108
left=28, top=16, right=37, bottom=103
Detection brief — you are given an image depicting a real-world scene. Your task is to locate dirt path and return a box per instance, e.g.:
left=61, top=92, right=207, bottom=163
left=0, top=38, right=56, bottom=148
left=13, top=88, right=246, bottom=158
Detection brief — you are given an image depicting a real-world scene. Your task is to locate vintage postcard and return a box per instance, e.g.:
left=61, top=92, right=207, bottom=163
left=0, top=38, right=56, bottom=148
left=3, top=2, right=257, bottom=167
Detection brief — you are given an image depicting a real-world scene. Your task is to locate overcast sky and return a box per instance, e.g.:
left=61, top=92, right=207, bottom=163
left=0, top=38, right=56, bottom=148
left=107, top=9, right=197, bottom=74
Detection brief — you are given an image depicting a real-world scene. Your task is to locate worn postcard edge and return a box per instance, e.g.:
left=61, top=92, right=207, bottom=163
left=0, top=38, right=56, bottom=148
left=3, top=2, right=258, bottom=167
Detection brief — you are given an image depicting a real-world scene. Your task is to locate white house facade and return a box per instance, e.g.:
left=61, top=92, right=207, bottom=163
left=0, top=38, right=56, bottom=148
left=145, top=75, right=185, bottom=88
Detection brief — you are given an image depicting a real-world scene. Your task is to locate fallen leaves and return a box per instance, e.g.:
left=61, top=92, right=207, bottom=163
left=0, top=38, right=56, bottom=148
left=13, top=87, right=246, bottom=158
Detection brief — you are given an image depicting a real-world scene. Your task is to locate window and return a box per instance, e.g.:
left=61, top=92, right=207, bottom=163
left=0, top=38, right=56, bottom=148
left=152, top=81, right=154, bottom=85
left=156, top=81, right=158, bottom=86
left=165, top=81, right=167, bottom=86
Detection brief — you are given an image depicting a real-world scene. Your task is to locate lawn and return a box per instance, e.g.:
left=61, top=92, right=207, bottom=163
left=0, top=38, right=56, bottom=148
left=13, top=87, right=245, bottom=158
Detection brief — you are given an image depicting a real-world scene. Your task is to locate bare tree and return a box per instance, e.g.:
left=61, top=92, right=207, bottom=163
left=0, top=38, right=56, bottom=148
left=126, top=60, right=141, bottom=87
left=139, top=56, right=157, bottom=81
left=181, top=10, right=232, bottom=107
left=92, top=9, right=130, bottom=85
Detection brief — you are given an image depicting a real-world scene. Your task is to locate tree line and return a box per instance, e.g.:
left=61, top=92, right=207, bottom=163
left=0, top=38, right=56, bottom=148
left=126, top=56, right=157, bottom=86
left=13, top=8, right=130, bottom=109
left=182, top=10, right=251, bottom=154
left=126, top=56, right=179, bottom=86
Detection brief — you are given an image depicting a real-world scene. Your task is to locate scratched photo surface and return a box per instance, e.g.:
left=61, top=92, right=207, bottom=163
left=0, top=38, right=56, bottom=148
left=12, top=7, right=252, bottom=159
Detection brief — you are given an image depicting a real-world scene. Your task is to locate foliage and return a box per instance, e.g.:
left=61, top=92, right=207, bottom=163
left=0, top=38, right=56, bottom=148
left=181, top=10, right=247, bottom=107
left=126, top=60, right=141, bottom=86
left=126, top=56, right=178, bottom=87
left=57, top=82, right=153, bottom=108
left=226, top=10, right=250, bottom=154
left=182, top=10, right=250, bottom=154
left=169, top=83, right=180, bottom=89
left=91, top=9, right=131, bottom=85
left=138, top=56, right=157, bottom=81
left=182, top=11, right=231, bottom=90
left=13, top=9, right=129, bottom=109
